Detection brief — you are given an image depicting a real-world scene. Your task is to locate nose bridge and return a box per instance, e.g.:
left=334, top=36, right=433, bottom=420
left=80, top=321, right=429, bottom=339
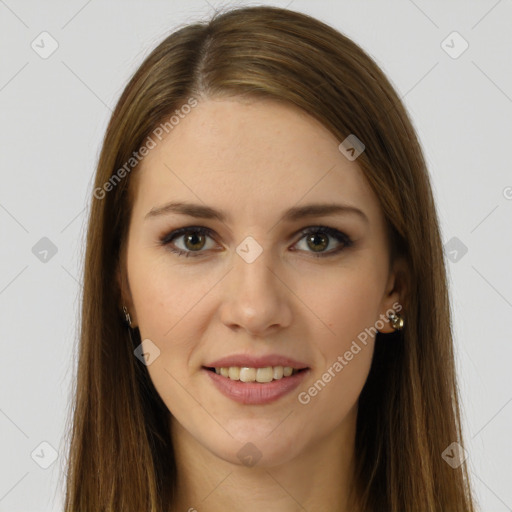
left=220, top=235, right=291, bottom=334
left=233, top=235, right=278, bottom=305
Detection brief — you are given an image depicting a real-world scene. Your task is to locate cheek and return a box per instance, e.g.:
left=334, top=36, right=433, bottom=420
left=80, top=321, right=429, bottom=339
left=128, top=265, right=205, bottom=410
left=127, top=252, right=227, bottom=397
left=293, top=266, right=380, bottom=407
left=295, top=281, right=378, bottom=430
left=128, top=248, right=217, bottom=339
left=298, top=261, right=383, bottom=346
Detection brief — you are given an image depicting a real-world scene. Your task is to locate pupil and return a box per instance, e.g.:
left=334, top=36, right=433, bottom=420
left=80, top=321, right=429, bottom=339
left=186, top=233, right=204, bottom=250
left=308, top=233, right=327, bottom=251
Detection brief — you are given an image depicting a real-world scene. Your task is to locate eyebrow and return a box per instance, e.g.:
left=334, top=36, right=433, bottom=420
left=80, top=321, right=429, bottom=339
left=145, top=201, right=368, bottom=224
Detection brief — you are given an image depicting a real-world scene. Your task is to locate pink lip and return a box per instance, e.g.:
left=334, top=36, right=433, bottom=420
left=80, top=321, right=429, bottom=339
left=204, top=367, right=310, bottom=405
left=204, top=354, right=309, bottom=369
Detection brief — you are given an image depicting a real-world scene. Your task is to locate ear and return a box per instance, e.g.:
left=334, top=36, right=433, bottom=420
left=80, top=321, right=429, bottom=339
left=378, top=256, right=407, bottom=334
left=117, top=262, right=137, bottom=327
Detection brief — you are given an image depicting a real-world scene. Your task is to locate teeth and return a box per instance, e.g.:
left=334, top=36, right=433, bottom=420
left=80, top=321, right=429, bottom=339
left=273, top=366, right=284, bottom=379
left=228, top=367, right=240, bottom=380
left=212, top=366, right=300, bottom=382
left=256, top=367, right=273, bottom=383
left=240, top=367, right=256, bottom=382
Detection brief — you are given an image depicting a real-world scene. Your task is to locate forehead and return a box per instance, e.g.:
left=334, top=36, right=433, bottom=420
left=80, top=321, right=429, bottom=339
left=131, top=98, right=381, bottom=225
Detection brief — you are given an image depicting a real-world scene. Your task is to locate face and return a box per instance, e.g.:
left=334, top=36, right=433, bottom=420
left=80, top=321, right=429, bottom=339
left=118, top=97, right=402, bottom=467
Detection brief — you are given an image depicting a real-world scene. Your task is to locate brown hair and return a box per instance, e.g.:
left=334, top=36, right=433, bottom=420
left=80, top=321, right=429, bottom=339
left=63, top=5, right=476, bottom=511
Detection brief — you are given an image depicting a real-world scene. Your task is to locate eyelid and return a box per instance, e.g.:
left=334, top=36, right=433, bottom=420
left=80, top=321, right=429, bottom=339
left=159, top=225, right=215, bottom=246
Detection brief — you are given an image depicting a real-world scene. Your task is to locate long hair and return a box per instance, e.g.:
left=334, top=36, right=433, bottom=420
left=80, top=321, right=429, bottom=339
left=63, top=5, right=476, bottom=511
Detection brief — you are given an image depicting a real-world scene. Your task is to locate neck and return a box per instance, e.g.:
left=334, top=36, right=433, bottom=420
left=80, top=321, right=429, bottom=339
left=169, top=404, right=360, bottom=512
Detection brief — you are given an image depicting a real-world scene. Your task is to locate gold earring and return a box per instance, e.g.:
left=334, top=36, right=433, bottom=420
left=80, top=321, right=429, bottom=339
left=122, top=306, right=132, bottom=328
left=388, top=311, right=404, bottom=331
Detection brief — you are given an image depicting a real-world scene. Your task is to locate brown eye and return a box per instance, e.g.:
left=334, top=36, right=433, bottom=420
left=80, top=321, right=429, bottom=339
left=160, top=225, right=353, bottom=259
left=183, top=232, right=207, bottom=251
left=160, top=226, right=216, bottom=258
left=305, top=232, right=329, bottom=252
left=294, top=226, right=353, bottom=257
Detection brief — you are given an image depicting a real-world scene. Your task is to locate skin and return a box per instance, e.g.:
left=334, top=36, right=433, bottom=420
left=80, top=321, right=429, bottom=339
left=118, top=97, right=405, bottom=511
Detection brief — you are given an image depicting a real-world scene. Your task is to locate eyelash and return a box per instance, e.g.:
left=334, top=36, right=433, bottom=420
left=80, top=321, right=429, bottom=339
left=159, top=225, right=354, bottom=259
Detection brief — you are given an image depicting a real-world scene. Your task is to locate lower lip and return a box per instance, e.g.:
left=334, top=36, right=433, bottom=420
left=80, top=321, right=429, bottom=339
left=203, top=367, right=310, bottom=405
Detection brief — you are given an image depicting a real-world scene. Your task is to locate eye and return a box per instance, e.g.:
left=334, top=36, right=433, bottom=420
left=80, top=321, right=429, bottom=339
left=293, top=226, right=353, bottom=257
left=159, top=225, right=353, bottom=258
left=159, top=226, right=217, bottom=258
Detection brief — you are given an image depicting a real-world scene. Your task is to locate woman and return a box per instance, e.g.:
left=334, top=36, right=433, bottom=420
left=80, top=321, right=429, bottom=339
left=63, top=5, right=476, bottom=511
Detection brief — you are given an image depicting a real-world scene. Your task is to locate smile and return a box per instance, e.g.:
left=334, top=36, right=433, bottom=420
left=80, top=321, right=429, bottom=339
left=208, top=365, right=302, bottom=382
left=203, top=366, right=310, bottom=405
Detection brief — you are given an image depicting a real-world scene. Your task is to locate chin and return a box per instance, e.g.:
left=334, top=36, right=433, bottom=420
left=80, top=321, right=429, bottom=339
left=206, top=430, right=303, bottom=469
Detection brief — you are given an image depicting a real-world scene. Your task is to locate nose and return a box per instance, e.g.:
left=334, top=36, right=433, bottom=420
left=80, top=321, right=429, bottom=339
left=219, top=245, right=293, bottom=337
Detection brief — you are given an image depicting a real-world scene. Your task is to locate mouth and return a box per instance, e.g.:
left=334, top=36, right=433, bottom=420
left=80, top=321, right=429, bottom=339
left=203, top=365, right=309, bottom=383
left=203, top=365, right=311, bottom=405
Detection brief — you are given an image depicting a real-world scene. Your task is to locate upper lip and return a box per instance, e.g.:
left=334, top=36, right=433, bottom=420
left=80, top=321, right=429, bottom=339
left=204, top=354, right=310, bottom=369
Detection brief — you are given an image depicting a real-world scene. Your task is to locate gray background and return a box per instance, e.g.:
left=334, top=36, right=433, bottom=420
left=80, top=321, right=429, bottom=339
left=1, top=0, right=511, bottom=510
